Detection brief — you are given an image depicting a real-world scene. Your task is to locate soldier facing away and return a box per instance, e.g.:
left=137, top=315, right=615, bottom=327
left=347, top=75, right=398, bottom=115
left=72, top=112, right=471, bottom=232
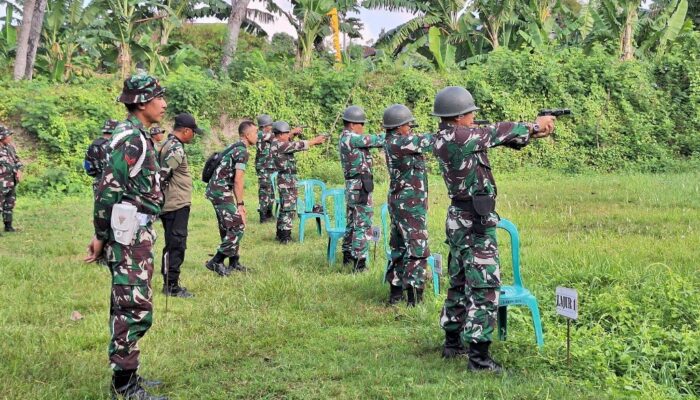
left=338, top=105, right=385, bottom=272
left=432, top=86, right=555, bottom=372
left=158, top=113, right=201, bottom=298
left=269, top=121, right=326, bottom=244
left=84, top=119, right=119, bottom=195
left=204, top=120, right=258, bottom=276
left=0, top=125, right=22, bottom=233
left=84, top=74, right=169, bottom=400
left=383, top=104, right=434, bottom=306
left=255, top=114, right=276, bottom=223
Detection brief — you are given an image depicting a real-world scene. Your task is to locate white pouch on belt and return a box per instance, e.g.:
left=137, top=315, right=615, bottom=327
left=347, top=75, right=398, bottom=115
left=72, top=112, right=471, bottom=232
left=111, top=203, right=138, bottom=245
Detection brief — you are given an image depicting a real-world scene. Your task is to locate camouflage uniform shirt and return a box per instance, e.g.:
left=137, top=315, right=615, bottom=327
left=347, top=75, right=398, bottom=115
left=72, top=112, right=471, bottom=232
left=0, top=143, right=22, bottom=189
left=205, top=141, right=249, bottom=205
left=255, top=130, right=275, bottom=173
left=94, top=114, right=164, bottom=243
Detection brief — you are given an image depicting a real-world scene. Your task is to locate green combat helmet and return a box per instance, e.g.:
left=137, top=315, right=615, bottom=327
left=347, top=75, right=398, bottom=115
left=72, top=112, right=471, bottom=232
left=382, top=104, right=415, bottom=129
left=273, top=121, right=291, bottom=134
left=342, top=105, right=367, bottom=124
left=257, top=114, right=273, bottom=127
left=0, top=125, right=13, bottom=140
left=432, top=86, right=479, bottom=118
left=101, top=119, right=120, bottom=134
left=117, top=73, right=165, bottom=104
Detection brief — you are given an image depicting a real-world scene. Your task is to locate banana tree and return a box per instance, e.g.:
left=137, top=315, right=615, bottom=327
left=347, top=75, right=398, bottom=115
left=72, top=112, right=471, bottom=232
left=275, top=0, right=334, bottom=68
left=637, top=0, right=689, bottom=56
left=0, top=4, right=18, bottom=61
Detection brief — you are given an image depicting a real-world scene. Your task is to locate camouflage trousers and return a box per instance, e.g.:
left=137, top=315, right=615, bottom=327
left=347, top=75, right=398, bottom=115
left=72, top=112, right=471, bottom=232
left=0, top=187, right=16, bottom=222
left=342, top=184, right=373, bottom=259
left=386, top=192, right=430, bottom=289
left=105, top=224, right=157, bottom=372
left=276, top=173, right=297, bottom=232
left=212, top=202, right=245, bottom=257
left=439, top=206, right=500, bottom=344
left=257, top=169, right=275, bottom=214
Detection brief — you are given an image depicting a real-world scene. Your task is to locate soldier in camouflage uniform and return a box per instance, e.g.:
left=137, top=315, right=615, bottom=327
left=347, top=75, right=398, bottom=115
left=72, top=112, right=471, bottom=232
left=204, top=121, right=258, bottom=276
left=255, top=114, right=276, bottom=223
left=84, top=74, right=168, bottom=400
left=383, top=105, right=434, bottom=306
left=84, top=119, right=119, bottom=195
left=0, top=126, right=22, bottom=232
left=150, top=126, right=165, bottom=151
left=338, top=106, right=384, bottom=272
left=269, top=121, right=326, bottom=244
left=432, top=86, right=555, bottom=372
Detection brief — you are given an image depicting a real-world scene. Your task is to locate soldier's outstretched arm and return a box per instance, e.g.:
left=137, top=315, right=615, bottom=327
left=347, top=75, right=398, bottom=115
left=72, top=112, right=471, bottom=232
left=350, top=133, right=385, bottom=149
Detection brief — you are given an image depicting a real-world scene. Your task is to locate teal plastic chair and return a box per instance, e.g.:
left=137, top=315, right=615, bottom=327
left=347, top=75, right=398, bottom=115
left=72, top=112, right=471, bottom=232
left=496, top=218, right=544, bottom=349
left=270, top=171, right=280, bottom=217
left=322, top=188, right=347, bottom=264
left=380, top=203, right=440, bottom=296
left=296, top=179, right=327, bottom=242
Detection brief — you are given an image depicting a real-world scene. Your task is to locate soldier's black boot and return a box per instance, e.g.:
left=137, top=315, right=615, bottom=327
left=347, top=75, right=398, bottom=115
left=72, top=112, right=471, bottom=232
left=112, top=371, right=167, bottom=400
left=4, top=221, right=15, bottom=232
left=388, top=284, right=403, bottom=305
left=277, top=229, right=292, bottom=244
left=259, top=210, right=268, bottom=224
left=353, top=258, right=367, bottom=273
left=205, top=252, right=230, bottom=277
left=467, top=341, right=503, bottom=373
left=265, top=207, right=274, bottom=222
left=342, top=251, right=353, bottom=265
left=442, top=331, right=468, bottom=359
left=163, top=282, right=194, bottom=298
left=227, top=256, right=248, bottom=273
left=406, top=286, right=416, bottom=307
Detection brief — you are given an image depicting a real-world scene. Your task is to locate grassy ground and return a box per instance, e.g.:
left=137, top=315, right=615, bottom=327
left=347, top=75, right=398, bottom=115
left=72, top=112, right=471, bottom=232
left=1, top=170, right=699, bottom=400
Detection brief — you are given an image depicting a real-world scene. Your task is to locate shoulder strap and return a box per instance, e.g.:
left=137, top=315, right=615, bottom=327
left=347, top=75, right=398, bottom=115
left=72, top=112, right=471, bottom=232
left=110, top=129, right=148, bottom=178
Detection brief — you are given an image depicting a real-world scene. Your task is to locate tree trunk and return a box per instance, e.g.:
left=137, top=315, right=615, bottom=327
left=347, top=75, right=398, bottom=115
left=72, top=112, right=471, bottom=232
left=13, top=0, right=36, bottom=80
left=620, top=6, right=637, bottom=61
left=118, top=42, right=132, bottom=79
left=221, top=0, right=250, bottom=72
left=23, top=0, right=48, bottom=80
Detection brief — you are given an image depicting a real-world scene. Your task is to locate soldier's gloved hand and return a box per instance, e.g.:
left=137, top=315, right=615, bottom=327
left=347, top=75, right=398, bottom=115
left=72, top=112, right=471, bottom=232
left=532, top=115, right=556, bottom=138
left=85, top=236, right=105, bottom=263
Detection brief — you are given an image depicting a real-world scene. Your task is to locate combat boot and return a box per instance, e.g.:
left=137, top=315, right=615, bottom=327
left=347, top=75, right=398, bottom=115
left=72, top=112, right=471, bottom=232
left=205, top=252, right=230, bottom=277
left=353, top=258, right=367, bottom=273
left=406, top=287, right=424, bottom=307
left=259, top=210, right=268, bottom=224
left=467, top=341, right=503, bottom=373
left=162, top=283, right=194, bottom=298
left=227, top=256, right=249, bottom=273
left=277, top=229, right=292, bottom=244
left=4, top=221, right=15, bottom=232
left=112, top=374, right=167, bottom=400
left=265, top=207, right=274, bottom=222
left=387, top=284, right=403, bottom=305
left=442, top=331, right=468, bottom=359
left=342, top=251, right=353, bottom=265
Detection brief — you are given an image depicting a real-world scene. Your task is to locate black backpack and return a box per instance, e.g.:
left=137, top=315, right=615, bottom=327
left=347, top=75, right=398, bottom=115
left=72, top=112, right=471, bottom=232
left=201, top=144, right=234, bottom=183
left=84, top=137, right=110, bottom=177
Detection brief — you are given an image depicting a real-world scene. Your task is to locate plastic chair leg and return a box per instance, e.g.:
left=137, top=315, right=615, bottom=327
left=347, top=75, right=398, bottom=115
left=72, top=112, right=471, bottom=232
left=299, top=217, right=306, bottom=243
left=427, top=256, right=439, bottom=296
left=526, top=297, right=545, bottom=349
left=316, top=217, right=322, bottom=235
left=497, top=306, right=508, bottom=341
left=327, top=237, right=336, bottom=264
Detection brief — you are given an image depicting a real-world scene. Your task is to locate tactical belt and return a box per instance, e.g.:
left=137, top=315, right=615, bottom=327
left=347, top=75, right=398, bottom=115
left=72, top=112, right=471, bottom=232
left=450, top=198, right=474, bottom=211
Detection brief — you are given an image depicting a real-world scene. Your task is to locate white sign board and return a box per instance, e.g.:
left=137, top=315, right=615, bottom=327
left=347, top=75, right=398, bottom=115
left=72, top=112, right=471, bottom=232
left=433, top=254, right=443, bottom=276
left=556, top=287, right=578, bottom=320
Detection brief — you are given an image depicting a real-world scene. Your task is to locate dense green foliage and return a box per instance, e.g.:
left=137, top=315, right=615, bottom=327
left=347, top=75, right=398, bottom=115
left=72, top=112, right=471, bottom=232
left=1, top=172, right=698, bottom=398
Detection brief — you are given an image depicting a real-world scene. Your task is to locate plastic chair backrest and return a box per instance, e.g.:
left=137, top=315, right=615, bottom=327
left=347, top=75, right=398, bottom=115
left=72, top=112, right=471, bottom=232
left=381, top=203, right=390, bottom=256
left=297, top=179, right=327, bottom=213
left=322, top=189, right=346, bottom=230
left=497, top=218, right=523, bottom=288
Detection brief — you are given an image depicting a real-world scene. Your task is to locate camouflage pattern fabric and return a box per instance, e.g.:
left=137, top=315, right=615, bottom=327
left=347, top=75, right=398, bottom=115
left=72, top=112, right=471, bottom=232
left=256, top=130, right=276, bottom=215
left=339, top=129, right=385, bottom=259
left=383, top=130, right=434, bottom=289
left=434, top=122, right=531, bottom=343
left=84, top=136, right=111, bottom=194
left=117, top=74, right=164, bottom=104
left=0, top=142, right=21, bottom=223
left=270, top=139, right=309, bottom=232
left=205, top=141, right=248, bottom=255
left=93, top=114, right=163, bottom=372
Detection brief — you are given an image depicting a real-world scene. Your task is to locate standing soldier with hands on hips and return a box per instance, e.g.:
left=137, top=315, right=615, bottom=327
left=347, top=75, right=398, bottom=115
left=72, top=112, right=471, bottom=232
left=158, top=113, right=201, bottom=298
left=270, top=121, right=327, bottom=244
left=84, top=119, right=119, bottom=195
left=255, top=114, right=276, bottom=223
left=383, top=105, right=434, bottom=306
left=0, top=125, right=22, bottom=233
left=338, top=105, right=385, bottom=272
left=205, top=120, right=258, bottom=276
left=432, top=86, right=555, bottom=372
left=84, top=74, right=169, bottom=400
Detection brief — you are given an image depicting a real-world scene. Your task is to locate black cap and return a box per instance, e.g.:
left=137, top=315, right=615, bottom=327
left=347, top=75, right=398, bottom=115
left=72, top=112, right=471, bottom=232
left=174, top=113, right=202, bottom=134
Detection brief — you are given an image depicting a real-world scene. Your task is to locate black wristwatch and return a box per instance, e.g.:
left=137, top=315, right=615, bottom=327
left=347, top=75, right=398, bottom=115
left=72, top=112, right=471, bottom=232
left=237, top=201, right=245, bottom=206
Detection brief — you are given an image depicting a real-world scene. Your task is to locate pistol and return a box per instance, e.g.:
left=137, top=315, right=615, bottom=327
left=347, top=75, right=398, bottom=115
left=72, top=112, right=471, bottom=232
left=538, top=109, right=572, bottom=117
left=474, top=120, right=490, bottom=125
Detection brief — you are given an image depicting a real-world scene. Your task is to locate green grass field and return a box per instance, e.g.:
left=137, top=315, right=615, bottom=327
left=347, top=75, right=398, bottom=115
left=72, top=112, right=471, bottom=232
left=1, top=170, right=699, bottom=399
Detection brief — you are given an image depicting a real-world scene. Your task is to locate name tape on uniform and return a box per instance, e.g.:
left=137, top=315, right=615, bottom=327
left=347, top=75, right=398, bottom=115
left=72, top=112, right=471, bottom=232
left=556, top=287, right=578, bottom=320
